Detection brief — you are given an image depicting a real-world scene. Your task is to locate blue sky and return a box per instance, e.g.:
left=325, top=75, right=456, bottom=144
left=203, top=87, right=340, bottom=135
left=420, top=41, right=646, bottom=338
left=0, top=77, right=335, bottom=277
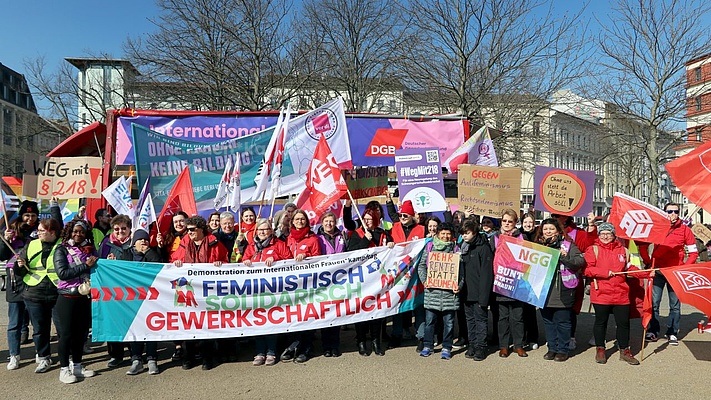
left=0, top=0, right=704, bottom=116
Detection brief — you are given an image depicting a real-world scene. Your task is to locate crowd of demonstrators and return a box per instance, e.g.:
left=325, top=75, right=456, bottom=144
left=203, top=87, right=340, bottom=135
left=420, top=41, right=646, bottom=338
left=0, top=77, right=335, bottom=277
left=639, top=202, right=698, bottom=345
left=6, top=196, right=690, bottom=376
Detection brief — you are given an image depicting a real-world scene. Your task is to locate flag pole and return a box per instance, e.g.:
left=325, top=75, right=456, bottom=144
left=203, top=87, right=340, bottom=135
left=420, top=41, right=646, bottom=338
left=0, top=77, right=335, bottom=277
left=612, top=268, right=659, bottom=275
left=640, top=258, right=655, bottom=363
left=346, top=189, right=365, bottom=228
left=0, top=194, right=9, bottom=230
left=257, top=191, right=267, bottom=221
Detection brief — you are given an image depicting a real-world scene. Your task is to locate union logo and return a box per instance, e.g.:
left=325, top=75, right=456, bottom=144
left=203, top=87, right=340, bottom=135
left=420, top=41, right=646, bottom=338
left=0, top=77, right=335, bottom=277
left=674, top=271, right=711, bottom=292
left=619, top=209, right=653, bottom=239
left=305, top=109, right=339, bottom=141
left=171, top=276, right=198, bottom=307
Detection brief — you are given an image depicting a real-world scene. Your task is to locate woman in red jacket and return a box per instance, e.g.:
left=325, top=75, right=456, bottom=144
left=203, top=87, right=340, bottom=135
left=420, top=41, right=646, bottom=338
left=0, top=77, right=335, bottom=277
left=243, top=219, right=292, bottom=366
left=583, top=222, right=651, bottom=366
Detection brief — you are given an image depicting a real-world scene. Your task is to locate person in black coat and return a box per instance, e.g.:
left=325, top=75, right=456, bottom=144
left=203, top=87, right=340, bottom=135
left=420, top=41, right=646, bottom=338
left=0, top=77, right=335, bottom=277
left=118, top=230, right=163, bottom=375
left=459, top=218, right=494, bottom=361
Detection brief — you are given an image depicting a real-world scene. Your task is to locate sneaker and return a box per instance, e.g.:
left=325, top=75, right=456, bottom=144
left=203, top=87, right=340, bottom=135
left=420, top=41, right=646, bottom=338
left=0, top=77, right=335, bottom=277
left=59, top=368, right=78, bottom=384
left=645, top=332, right=658, bottom=342
left=441, top=348, right=452, bottom=360
left=529, top=343, right=539, bottom=350
left=253, top=355, right=266, bottom=366
left=107, top=358, right=123, bottom=368
left=147, top=360, right=159, bottom=375
left=619, top=348, right=640, bottom=365
left=568, top=338, right=577, bottom=350
left=473, top=348, right=487, bottom=361
left=588, top=337, right=596, bottom=347
left=452, top=338, right=468, bottom=349
left=465, top=348, right=475, bottom=359
left=294, top=353, right=309, bottom=363
left=595, top=347, right=607, bottom=364
left=126, top=360, right=145, bottom=375
left=416, top=339, right=425, bottom=353
left=171, top=347, right=184, bottom=361
left=265, top=355, right=276, bottom=366
left=7, top=355, right=19, bottom=370
left=420, top=347, right=432, bottom=357
left=668, top=334, right=679, bottom=346
left=280, top=347, right=295, bottom=361
left=83, top=343, right=94, bottom=354
left=35, top=357, right=51, bottom=373
left=74, top=366, right=95, bottom=378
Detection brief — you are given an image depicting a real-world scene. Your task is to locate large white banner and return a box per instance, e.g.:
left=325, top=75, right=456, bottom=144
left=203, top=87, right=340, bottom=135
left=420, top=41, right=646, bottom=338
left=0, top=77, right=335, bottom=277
left=92, top=240, right=427, bottom=341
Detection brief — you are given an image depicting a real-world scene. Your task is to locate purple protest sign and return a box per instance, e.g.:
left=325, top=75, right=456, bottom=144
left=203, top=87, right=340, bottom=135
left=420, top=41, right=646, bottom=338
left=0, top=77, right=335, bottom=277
left=395, top=148, right=446, bottom=213
left=534, top=166, right=595, bottom=216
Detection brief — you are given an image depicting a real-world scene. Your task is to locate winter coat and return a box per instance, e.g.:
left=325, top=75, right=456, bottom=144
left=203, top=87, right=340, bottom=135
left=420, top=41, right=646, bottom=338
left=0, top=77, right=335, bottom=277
left=418, top=237, right=464, bottom=312
left=172, top=233, right=228, bottom=263
left=346, top=227, right=393, bottom=251
left=242, top=236, right=293, bottom=263
left=583, top=239, right=649, bottom=305
left=54, top=243, right=97, bottom=295
left=639, top=219, right=698, bottom=268
left=14, top=240, right=59, bottom=303
left=286, top=230, right=321, bottom=259
left=316, top=227, right=347, bottom=255
left=565, top=224, right=596, bottom=252
left=98, top=235, right=131, bottom=259
left=541, top=235, right=586, bottom=309
left=390, top=221, right=425, bottom=244
left=119, top=247, right=163, bottom=263
left=460, top=233, right=494, bottom=306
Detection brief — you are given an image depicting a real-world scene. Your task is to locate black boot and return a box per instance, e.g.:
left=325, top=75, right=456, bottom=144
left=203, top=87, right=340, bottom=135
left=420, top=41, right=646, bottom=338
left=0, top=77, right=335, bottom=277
left=373, top=339, right=385, bottom=356
left=358, top=342, right=369, bottom=356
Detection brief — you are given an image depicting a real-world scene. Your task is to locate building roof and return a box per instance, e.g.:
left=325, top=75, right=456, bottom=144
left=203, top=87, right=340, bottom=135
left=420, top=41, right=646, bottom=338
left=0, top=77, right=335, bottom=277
left=64, top=58, right=140, bottom=76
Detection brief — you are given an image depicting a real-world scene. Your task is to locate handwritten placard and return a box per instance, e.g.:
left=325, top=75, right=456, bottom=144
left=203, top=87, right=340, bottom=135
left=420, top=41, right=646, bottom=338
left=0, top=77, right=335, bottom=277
left=425, top=251, right=461, bottom=290
left=23, top=155, right=103, bottom=199
left=457, top=165, right=521, bottom=218
left=692, top=224, right=711, bottom=245
left=344, top=166, right=389, bottom=199
left=534, top=166, right=594, bottom=216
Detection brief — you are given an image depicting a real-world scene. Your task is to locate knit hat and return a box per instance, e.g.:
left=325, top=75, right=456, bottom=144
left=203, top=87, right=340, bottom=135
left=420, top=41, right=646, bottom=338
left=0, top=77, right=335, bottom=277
left=132, top=229, right=150, bottom=245
left=19, top=200, right=39, bottom=216
left=400, top=200, right=415, bottom=216
left=598, top=222, right=615, bottom=235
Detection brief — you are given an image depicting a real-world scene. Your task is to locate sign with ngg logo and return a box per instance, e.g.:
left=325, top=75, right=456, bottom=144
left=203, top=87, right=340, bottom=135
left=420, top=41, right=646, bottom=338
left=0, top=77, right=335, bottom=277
left=608, top=192, right=669, bottom=244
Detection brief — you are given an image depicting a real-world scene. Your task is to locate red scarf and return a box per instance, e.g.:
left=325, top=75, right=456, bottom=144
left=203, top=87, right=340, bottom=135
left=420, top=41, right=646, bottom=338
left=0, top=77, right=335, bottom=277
left=241, top=222, right=255, bottom=234
left=290, top=226, right=310, bottom=242
left=186, top=238, right=212, bottom=263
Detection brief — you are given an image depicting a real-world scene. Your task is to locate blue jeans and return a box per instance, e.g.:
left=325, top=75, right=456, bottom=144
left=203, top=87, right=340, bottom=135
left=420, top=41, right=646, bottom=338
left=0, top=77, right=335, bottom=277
left=7, top=302, right=29, bottom=356
left=424, top=309, right=454, bottom=350
left=651, top=273, right=681, bottom=336
left=540, top=307, right=572, bottom=354
left=254, top=334, right=277, bottom=357
left=24, top=299, right=55, bottom=358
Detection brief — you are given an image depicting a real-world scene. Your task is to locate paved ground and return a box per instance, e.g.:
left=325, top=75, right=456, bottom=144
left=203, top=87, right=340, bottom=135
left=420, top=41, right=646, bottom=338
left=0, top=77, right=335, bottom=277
left=0, top=293, right=709, bottom=400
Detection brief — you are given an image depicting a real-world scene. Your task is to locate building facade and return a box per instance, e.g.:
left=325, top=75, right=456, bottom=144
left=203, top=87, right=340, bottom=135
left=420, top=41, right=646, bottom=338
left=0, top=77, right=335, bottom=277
left=0, top=63, right=65, bottom=177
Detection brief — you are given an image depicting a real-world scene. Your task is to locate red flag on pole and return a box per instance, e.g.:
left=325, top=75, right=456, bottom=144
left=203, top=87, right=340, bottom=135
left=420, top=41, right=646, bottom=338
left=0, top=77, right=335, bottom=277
left=607, top=192, right=669, bottom=244
left=662, top=262, right=711, bottom=318
left=641, top=269, right=654, bottom=329
left=157, top=166, right=197, bottom=232
left=665, top=140, right=711, bottom=213
left=305, top=134, right=348, bottom=216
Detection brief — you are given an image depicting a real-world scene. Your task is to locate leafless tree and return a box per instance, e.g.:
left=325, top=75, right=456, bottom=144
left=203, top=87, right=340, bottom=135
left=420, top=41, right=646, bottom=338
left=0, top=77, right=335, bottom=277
left=298, top=0, right=413, bottom=112
left=595, top=0, right=711, bottom=206
left=124, top=0, right=315, bottom=111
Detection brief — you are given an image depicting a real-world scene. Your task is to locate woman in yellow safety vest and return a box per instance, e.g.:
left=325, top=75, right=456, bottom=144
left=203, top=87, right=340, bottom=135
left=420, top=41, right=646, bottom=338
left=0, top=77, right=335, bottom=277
left=14, top=218, right=63, bottom=374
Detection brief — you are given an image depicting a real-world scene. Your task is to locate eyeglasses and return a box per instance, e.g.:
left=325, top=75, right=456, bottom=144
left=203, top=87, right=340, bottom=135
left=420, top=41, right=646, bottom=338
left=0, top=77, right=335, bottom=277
left=256, top=228, right=272, bottom=232
left=114, top=227, right=128, bottom=231
left=186, top=227, right=198, bottom=232
left=399, top=214, right=411, bottom=218
left=666, top=209, right=680, bottom=214
left=502, top=219, right=515, bottom=224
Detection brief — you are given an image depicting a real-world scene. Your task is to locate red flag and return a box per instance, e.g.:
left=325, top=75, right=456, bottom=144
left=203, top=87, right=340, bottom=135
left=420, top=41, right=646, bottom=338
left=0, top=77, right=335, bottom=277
left=665, top=140, right=711, bottom=213
left=607, top=192, right=669, bottom=244
left=295, top=188, right=343, bottom=226
left=641, top=269, right=654, bottom=329
left=157, top=166, right=197, bottom=232
left=662, top=262, right=711, bottom=318
left=305, top=134, right=348, bottom=216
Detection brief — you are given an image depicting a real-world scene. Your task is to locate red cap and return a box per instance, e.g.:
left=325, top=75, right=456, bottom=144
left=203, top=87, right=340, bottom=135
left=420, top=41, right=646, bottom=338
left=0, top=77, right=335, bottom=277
left=400, top=200, right=415, bottom=216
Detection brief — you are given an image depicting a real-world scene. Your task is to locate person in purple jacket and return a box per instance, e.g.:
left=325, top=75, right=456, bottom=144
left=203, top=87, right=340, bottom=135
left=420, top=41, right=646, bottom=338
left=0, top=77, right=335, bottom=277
left=316, top=211, right=347, bottom=357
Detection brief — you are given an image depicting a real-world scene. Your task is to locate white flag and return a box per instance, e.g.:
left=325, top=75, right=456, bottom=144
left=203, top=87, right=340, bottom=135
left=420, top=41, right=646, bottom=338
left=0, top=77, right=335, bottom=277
left=214, top=156, right=233, bottom=210
left=270, top=105, right=291, bottom=200
left=102, top=176, right=136, bottom=219
left=443, top=126, right=498, bottom=172
left=135, top=194, right=157, bottom=233
left=251, top=109, right=285, bottom=201
left=230, top=153, right=241, bottom=213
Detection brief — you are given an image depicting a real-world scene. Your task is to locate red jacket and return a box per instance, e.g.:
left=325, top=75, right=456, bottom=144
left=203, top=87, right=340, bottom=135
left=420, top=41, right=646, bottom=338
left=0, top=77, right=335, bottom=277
left=171, top=233, right=228, bottom=263
left=242, top=237, right=293, bottom=263
left=390, top=222, right=425, bottom=244
left=286, top=231, right=321, bottom=258
left=566, top=224, right=596, bottom=253
left=639, top=219, right=698, bottom=268
left=583, top=239, right=648, bottom=305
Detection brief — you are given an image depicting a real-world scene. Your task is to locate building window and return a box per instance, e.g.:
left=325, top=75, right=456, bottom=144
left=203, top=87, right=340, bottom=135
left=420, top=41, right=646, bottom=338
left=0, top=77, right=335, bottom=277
left=697, top=129, right=703, bottom=142
left=389, top=100, right=397, bottom=113
left=696, top=67, right=702, bottom=81
left=696, top=96, right=702, bottom=111
left=533, top=121, right=540, bottom=136
left=377, top=99, right=384, bottom=111
left=3, top=133, right=12, bottom=146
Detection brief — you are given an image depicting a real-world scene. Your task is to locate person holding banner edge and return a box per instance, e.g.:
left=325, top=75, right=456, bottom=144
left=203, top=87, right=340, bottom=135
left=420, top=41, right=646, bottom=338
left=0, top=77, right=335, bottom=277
left=638, top=202, right=697, bottom=345
left=536, top=218, right=585, bottom=362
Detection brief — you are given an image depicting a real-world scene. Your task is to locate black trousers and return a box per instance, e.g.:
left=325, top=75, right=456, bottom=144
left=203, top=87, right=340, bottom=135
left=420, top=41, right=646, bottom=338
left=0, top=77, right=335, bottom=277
left=593, top=304, right=630, bottom=349
left=464, top=302, right=488, bottom=350
left=355, top=318, right=382, bottom=343
left=56, top=295, right=91, bottom=367
left=498, top=300, right=525, bottom=348
left=523, top=303, right=539, bottom=344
